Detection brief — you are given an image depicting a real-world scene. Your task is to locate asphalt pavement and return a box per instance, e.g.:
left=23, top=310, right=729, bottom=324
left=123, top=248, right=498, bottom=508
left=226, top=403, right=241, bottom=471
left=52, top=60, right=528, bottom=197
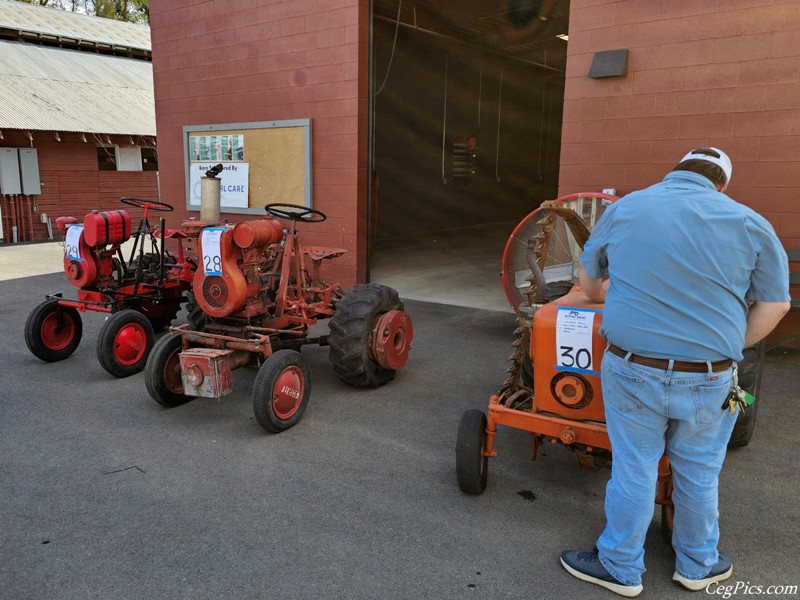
left=1, top=266, right=799, bottom=600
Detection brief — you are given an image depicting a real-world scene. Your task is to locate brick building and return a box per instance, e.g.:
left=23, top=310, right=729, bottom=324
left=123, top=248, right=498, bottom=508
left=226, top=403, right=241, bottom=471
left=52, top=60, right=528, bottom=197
left=148, top=0, right=799, bottom=339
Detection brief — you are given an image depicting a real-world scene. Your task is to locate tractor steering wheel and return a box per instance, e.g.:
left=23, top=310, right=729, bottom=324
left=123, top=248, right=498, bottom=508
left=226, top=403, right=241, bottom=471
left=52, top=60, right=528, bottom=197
left=120, top=197, right=174, bottom=212
left=265, top=203, right=326, bottom=223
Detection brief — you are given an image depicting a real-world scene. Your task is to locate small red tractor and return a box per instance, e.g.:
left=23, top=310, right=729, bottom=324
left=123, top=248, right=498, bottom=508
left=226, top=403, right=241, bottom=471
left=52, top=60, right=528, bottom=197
left=24, top=197, right=197, bottom=377
left=144, top=203, right=413, bottom=433
left=456, top=193, right=763, bottom=538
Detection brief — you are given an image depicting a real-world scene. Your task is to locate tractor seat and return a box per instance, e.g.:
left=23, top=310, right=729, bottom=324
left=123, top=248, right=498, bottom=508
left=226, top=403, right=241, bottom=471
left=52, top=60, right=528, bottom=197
left=303, top=246, right=347, bottom=261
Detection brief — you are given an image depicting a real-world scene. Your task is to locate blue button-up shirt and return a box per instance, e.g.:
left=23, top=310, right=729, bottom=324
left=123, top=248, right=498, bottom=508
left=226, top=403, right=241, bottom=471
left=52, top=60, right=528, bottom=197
left=580, top=170, right=790, bottom=361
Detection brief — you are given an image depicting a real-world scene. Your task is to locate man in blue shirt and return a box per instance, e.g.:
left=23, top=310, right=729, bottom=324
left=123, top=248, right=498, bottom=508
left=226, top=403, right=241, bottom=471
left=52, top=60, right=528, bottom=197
left=560, top=148, right=791, bottom=597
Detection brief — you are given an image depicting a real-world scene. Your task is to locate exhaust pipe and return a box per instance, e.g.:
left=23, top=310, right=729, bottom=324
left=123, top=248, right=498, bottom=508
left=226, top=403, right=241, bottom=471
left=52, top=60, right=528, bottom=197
left=200, top=163, right=223, bottom=225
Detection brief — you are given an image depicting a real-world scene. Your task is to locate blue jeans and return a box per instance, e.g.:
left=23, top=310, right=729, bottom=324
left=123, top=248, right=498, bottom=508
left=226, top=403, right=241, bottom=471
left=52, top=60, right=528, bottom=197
left=595, top=350, right=737, bottom=586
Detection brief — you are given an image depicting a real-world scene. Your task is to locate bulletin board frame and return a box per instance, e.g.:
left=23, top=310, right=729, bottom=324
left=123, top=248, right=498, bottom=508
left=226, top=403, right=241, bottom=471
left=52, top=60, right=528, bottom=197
left=183, top=119, right=312, bottom=215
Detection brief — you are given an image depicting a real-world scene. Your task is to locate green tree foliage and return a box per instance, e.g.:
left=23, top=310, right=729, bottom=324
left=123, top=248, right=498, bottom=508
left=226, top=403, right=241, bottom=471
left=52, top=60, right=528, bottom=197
left=16, top=0, right=149, bottom=24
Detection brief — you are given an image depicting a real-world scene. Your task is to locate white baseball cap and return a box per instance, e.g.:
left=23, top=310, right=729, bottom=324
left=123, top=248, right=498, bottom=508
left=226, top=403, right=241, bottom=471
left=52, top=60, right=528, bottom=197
left=679, top=147, right=732, bottom=185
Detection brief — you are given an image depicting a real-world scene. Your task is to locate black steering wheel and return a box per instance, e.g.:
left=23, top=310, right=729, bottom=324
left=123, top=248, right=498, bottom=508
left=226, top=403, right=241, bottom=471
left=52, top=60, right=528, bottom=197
left=265, top=203, right=326, bottom=223
left=120, top=197, right=174, bottom=212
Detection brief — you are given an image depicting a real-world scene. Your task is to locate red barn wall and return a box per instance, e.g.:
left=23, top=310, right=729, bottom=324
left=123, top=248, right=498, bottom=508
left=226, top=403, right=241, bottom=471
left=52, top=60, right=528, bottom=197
left=560, top=0, right=800, bottom=345
left=149, top=0, right=369, bottom=288
left=0, top=130, right=158, bottom=244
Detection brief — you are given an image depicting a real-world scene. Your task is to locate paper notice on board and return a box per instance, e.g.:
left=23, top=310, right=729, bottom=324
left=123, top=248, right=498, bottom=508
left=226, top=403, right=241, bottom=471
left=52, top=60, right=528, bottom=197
left=555, top=308, right=596, bottom=372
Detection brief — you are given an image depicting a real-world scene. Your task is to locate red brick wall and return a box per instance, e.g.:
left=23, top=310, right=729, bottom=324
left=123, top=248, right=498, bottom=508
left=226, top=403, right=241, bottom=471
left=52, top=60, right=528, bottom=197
left=0, top=130, right=158, bottom=243
left=561, top=0, right=800, bottom=245
left=560, top=0, right=800, bottom=344
left=149, top=0, right=369, bottom=288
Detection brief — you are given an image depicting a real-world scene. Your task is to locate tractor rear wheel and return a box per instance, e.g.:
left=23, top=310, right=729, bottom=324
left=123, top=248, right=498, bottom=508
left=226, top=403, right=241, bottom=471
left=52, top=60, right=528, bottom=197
left=456, top=410, right=489, bottom=495
left=328, top=284, right=409, bottom=388
left=253, top=350, right=311, bottom=433
left=728, top=342, right=765, bottom=448
left=145, top=333, right=194, bottom=407
left=96, top=309, right=154, bottom=377
left=25, top=299, right=83, bottom=362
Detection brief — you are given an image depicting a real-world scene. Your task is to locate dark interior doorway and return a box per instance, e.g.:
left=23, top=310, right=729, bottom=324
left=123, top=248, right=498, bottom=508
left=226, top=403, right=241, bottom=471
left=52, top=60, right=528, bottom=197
left=369, top=0, right=571, bottom=311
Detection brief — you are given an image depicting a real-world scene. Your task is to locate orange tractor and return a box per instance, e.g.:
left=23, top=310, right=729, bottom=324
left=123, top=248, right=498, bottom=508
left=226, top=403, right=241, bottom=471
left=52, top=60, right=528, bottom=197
left=144, top=203, right=413, bottom=433
left=455, top=192, right=763, bottom=535
left=24, top=197, right=197, bottom=377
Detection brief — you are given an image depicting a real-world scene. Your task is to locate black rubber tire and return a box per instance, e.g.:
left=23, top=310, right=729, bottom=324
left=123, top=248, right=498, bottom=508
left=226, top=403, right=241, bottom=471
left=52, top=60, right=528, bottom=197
left=520, top=281, right=574, bottom=388
left=96, top=309, right=154, bottom=377
left=328, top=284, right=404, bottom=388
left=145, top=333, right=194, bottom=407
left=253, top=350, right=311, bottom=433
left=728, top=342, right=765, bottom=448
left=456, top=409, right=489, bottom=495
left=24, top=299, right=83, bottom=362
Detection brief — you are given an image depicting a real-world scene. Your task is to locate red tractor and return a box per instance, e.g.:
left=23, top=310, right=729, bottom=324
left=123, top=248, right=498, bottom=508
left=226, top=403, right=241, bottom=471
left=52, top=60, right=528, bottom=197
left=144, top=203, right=413, bottom=433
left=24, top=198, right=197, bottom=377
left=456, top=193, right=763, bottom=538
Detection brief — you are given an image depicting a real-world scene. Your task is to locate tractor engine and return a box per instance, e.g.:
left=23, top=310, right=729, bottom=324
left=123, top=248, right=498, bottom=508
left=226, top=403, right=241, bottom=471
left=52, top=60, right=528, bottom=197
left=531, top=286, right=606, bottom=422
left=58, top=209, right=131, bottom=288
left=193, top=218, right=285, bottom=319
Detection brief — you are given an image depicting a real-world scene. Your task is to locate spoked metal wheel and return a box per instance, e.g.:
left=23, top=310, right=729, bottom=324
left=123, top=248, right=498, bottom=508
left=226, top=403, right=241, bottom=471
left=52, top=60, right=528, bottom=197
left=456, top=410, right=489, bottom=495
left=145, top=333, right=194, bottom=407
left=96, top=309, right=155, bottom=377
left=253, top=350, right=311, bottom=433
left=25, top=299, right=83, bottom=362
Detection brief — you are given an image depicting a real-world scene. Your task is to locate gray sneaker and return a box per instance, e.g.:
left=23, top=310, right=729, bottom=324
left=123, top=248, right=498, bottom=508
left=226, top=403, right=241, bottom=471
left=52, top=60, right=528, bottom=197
left=673, top=552, right=733, bottom=591
left=560, top=549, right=643, bottom=598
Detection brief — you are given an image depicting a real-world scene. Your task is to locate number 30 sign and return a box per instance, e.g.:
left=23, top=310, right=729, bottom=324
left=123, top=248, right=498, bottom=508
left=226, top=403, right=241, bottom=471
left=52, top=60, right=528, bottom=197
left=555, top=307, right=599, bottom=375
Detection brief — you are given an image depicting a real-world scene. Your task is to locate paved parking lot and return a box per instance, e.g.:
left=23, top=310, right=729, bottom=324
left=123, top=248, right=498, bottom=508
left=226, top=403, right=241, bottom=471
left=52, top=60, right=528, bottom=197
left=1, top=265, right=799, bottom=599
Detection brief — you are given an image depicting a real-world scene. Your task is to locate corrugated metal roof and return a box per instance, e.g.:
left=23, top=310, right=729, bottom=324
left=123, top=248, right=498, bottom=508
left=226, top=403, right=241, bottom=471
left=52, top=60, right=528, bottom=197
left=0, top=40, right=154, bottom=135
left=0, top=0, right=150, bottom=51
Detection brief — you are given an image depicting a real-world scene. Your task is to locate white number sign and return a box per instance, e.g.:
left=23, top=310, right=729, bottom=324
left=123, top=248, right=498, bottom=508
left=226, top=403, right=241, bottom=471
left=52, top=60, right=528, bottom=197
left=65, top=225, right=84, bottom=261
left=555, top=307, right=599, bottom=374
left=201, top=228, right=226, bottom=276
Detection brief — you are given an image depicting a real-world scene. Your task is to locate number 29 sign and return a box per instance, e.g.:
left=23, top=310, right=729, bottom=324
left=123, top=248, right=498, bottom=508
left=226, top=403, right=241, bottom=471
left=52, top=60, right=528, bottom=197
left=555, top=307, right=600, bottom=375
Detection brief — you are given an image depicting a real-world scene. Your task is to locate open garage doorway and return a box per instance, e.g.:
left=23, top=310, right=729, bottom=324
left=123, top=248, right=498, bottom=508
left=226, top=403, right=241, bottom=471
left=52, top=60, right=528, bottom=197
left=368, top=0, right=570, bottom=312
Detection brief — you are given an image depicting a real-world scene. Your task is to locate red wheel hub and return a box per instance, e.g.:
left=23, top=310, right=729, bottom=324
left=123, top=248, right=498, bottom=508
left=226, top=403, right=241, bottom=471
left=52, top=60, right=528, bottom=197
left=273, top=366, right=304, bottom=419
left=371, top=310, right=413, bottom=370
left=114, top=323, right=147, bottom=365
left=40, top=311, right=75, bottom=350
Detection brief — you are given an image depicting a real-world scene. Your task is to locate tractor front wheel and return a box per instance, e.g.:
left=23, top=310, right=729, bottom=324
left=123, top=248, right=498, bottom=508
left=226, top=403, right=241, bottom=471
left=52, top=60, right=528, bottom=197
left=253, top=350, right=311, bottom=433
left=456, top=410, right=489, bottom=495
left=96, top=309, right=154, bottom=377
left=145, top=333, right=194, bottom=407
left=25, top=299, right=83, bottom=362
left=328, top=284, right=411, bottom=388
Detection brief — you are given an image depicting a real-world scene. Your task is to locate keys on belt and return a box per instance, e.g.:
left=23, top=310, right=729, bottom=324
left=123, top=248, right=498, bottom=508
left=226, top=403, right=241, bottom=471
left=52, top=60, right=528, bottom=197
left=722, top=365, right=747, bottom=415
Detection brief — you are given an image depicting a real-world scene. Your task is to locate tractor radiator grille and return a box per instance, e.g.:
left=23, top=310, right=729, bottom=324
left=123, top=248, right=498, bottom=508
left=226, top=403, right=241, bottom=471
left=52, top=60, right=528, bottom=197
left=202, top=276, right=229, bottom=309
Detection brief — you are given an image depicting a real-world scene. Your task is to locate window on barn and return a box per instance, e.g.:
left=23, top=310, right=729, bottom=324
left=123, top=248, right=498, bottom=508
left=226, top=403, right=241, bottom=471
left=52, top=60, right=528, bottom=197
left=97, top=146, right=156, bottom=171
left=141, top=147, right=158, bottom=171
left=97, top=145, right=117, bottom=171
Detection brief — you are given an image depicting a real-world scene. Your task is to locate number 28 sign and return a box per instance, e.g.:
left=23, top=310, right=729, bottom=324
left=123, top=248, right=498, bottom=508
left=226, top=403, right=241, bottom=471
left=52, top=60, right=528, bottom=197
left=201, top=228, right=226, bottom=276
left=555, top=307, right=600, bottom=376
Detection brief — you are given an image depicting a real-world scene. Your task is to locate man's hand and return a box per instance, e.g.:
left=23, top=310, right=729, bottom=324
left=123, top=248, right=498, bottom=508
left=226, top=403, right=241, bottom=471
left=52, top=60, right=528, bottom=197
left=579, top=265, right=607, bottom=303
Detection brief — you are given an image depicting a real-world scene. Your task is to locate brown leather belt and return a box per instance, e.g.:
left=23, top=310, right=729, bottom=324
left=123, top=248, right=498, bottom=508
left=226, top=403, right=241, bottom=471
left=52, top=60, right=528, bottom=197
left=608, top=344, right=733, bottom=373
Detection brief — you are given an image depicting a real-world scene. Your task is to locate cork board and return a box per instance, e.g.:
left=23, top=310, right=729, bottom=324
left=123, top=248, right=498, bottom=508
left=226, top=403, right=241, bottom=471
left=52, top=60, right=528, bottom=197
left=183, top=119, right=312, bottom=215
